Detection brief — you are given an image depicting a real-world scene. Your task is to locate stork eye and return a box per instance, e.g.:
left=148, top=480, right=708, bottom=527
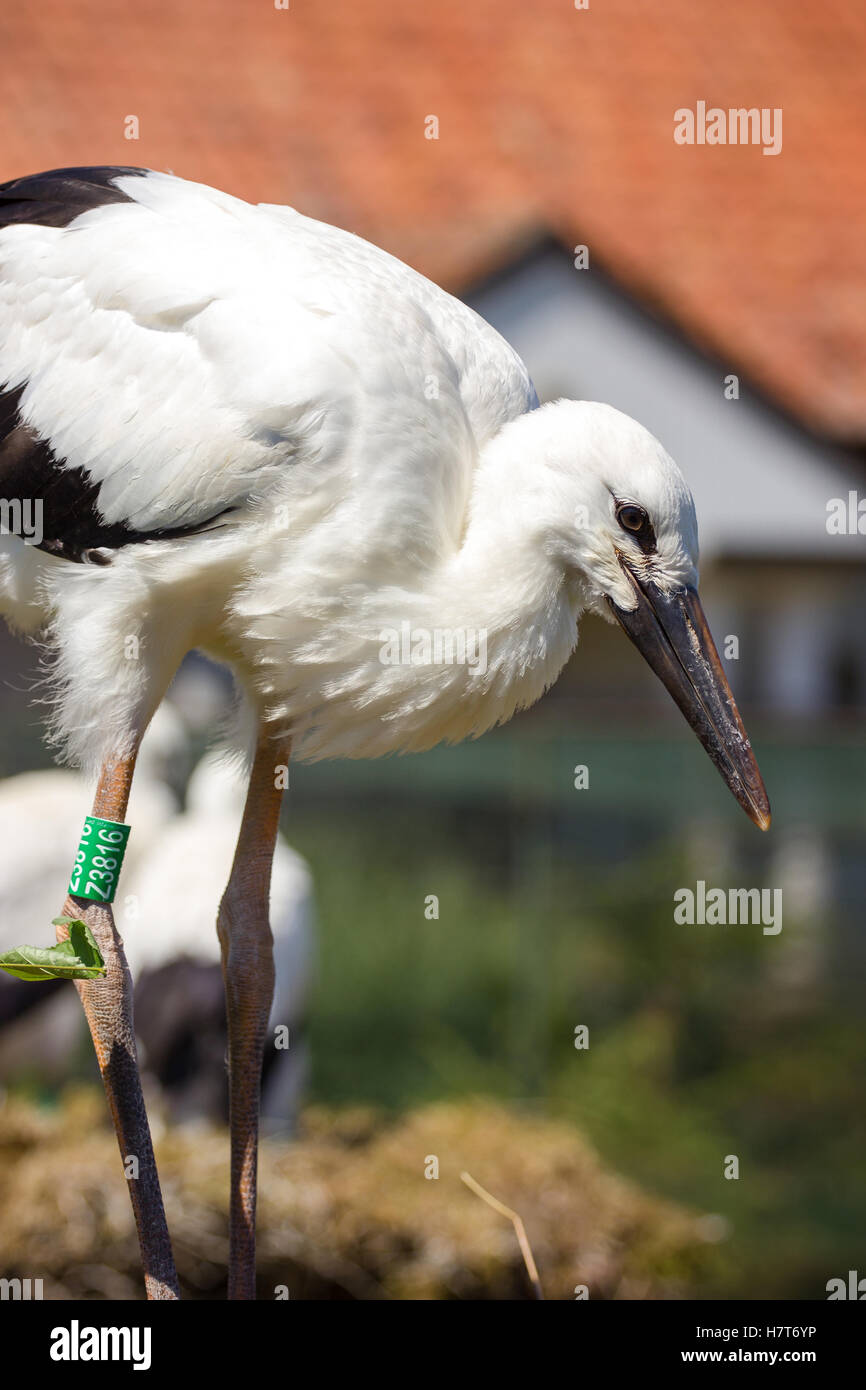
left=616, top=503, right=648, bottom=534
left=614, top=500, right=657, bottom=555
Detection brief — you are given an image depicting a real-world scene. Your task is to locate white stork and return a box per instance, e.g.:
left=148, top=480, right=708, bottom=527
left=0, top=166, right=769, bottom=1301
left=0, top=715, right=314, bottom=1135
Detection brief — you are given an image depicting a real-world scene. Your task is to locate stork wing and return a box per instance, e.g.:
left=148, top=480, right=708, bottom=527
left=0, top=166, right=535, bottom=566
left=0, top=167, right=316, bottom=562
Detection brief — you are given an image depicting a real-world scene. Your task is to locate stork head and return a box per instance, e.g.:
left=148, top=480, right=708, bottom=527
left=525, top=399, right=770, bottom=830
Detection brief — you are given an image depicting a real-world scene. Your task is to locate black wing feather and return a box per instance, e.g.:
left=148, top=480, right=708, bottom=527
left=0, top=165, right=148, bottom=227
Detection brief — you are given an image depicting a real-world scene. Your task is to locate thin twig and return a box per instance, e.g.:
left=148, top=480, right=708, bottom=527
left=460, top=1170, right=544, bottom=1299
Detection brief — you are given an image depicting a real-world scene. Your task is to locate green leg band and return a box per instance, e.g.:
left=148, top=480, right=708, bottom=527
left=68, top=816, right=131, bottom=904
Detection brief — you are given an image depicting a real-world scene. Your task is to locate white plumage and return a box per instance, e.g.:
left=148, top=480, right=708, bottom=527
left=0, top=166, right=769, bottom=1299
left=0, top=167, right=700, bottom=778
left=0, top=168, right=542, bottom=773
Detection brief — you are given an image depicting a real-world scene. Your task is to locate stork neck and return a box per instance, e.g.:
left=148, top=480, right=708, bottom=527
left=410, top=437, right=581, bottom=708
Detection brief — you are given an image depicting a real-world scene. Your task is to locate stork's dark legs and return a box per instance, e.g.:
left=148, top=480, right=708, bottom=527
left=58, top=749, right=180, bottom=1300
left=217, top=730, right=289, bottom=1300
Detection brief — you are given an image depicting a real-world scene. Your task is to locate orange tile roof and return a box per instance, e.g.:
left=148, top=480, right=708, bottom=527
left=1, top=0, right=864, bottom=440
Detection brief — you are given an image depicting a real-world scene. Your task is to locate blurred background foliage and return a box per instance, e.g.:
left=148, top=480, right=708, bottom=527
left=4, top=698, right=861, bottom=1298
left=287, top=722, right=866, bottom=1299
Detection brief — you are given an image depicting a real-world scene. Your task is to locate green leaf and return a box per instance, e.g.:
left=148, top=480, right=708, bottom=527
left=0, top=918, right=106, bottom=982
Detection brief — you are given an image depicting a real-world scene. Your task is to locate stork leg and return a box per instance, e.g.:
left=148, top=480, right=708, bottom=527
left=217, top=730, right=289, bottom=1300
left=58, top=748, right=180, bottom=1301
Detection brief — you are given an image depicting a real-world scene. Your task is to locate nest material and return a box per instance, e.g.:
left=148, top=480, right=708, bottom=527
left=0, top=1088, right=720, bottom=1299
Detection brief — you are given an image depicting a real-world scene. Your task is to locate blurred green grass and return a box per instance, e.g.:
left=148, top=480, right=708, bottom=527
left=2, top=713, right=864, bottom=1298
left=285, top=743, right=866, bottom=1300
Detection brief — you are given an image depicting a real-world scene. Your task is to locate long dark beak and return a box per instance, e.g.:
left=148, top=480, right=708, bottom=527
left=608, top=558, right=771, bottom=830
